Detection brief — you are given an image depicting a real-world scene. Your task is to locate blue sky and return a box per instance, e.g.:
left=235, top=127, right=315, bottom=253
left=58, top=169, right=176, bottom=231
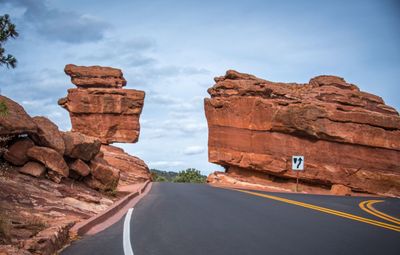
left=0, top=0, right=399, bottom=175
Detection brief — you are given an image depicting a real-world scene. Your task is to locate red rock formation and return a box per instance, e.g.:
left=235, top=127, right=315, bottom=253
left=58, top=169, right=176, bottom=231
left=59, top=65, right=145, bottom=144
left=0, top=95, right=37, bottom=135
left=64, top=64, right=127, bottom=88
left=205, top=70, right=400, bottom=197
left=101, top=145, right=152, bottom=186
left=62, top=131, right=101, bottom=161
left=4, top=138, right=34, bottom=166
left=27, top=146, right=69, bottom=178
left=31, top=116, right=65, bottom=154
left=59, top=64, right=151, bottom=188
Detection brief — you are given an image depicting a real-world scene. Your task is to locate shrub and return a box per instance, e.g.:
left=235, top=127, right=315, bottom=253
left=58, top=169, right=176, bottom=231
left=173, top=168, right=206, bottom=183
left=0, top=100, right=7, bottom=116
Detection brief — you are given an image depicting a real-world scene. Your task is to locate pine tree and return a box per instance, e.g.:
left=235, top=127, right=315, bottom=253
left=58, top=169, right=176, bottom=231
left=0, top=14, right=19, bottom=69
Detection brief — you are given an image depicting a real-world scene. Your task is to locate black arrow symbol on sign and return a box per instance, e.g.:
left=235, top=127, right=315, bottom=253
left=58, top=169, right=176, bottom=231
left=296, top=157, right=303, bottom=168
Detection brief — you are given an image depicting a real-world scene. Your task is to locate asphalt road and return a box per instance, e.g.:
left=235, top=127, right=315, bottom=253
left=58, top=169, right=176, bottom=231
left=62, top=183, right=400, bottom=255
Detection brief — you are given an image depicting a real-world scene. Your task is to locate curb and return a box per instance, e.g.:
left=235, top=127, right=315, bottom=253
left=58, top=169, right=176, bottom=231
left=69, top=180, right=151, bottom=238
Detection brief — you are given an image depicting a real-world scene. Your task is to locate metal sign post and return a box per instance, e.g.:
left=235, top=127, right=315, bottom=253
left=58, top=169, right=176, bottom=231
left=292, top=156, right=304, bottom=192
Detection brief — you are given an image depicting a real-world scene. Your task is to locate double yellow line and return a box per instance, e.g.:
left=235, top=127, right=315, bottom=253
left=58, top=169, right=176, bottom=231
left=359, top=200, right=400, bottom=226
left=233, top=189, right=400, bottom=232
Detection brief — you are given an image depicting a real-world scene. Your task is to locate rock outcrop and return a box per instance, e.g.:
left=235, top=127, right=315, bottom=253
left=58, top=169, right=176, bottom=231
left=101, top=145, right=152, bottom=186
left=59, top=65, right=145, bottom=144
left=205, top=70, right=400, bottom=197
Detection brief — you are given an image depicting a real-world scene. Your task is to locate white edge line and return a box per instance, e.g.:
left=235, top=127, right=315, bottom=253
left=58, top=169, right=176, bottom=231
left=123, top=208, right=134, bottom=255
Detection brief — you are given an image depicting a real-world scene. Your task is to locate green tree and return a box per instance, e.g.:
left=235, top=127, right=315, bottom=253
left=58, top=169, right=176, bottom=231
left=0, top=14, right=19, bottom=69
left=173, top=168, right=206, bottom=183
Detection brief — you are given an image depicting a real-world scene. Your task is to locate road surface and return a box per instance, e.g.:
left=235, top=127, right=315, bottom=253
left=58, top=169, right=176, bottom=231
left=62, top=183, right=400, bottom=255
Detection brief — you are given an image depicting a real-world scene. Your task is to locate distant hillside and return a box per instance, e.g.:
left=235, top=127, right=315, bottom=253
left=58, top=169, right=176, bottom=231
left=150, top=169, right=179, bottom=182
left=150, top=168, right=206, bottom=183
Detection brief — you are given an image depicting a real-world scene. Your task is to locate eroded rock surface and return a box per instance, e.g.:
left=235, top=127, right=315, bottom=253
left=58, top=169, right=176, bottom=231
left=205, top=70, right=400, bottom=196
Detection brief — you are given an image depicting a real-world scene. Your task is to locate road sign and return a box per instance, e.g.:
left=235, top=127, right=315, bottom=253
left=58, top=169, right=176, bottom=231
left=292, top=156, right=304, bottom=171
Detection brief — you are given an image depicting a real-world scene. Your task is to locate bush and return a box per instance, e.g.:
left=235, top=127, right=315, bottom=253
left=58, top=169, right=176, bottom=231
left=173, top=168, right=206, bottom=183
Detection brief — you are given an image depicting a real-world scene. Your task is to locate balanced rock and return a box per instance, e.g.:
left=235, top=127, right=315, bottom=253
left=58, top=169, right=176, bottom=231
left=101, top=145, right=151, bottom=185
left=59, top=64, right=145, bottom=144
left=0, top=95, right=37, bottom=135
left=62, top=131, right=101, bottom=161
left=205, top=70, right=400, bottom=197
left=64, top=64, right=126, bottom=88
left=31, top=116, right=65, bottom=154
left=4, top=137, right=34, bottom=166
left=19, top=161, right=46, bottom=177
left=27, top=146, right=69, bottom=177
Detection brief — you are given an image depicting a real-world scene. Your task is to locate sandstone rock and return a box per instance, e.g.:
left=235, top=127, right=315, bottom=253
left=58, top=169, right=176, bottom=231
left=84, top=175, right=108, bottom=191
left=101, top=145, right=151, bottom=185
left=64, top=64, right=126, bottom=88
left=23, top=221, right=74, bottom=255
left=59, top=88, right=144, bottom=144
left=68, top=158, right=90, bottom=177
left=330, top=184, right=352, bottom=196
left=0, top=245, right=32, bottom=255
left=30, top=116, right=65, bottom=154
left=89, top=158, right=120, bottom=190
left=4, top=138, right=34, bottom=166
left=62, top=131, right=101, bottom=161
left=205, top=70, right=400, bottom=197
left=19, top=161, right=46, bottom=177
left=27, top=146, right=69, bottom=177
left=0, top=95, right=37, bottom=135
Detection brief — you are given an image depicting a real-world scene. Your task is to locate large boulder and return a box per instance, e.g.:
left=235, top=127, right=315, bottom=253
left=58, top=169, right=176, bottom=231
left=4, top=137, right=34, bottom=166
left=89, top=157, right=120, bottom=191
left=27, top=146, right=69, bottom=177
left=62, top=131, right=101, bottom=161
left=0, top=95, right=37, bottom=135
left=64, top=64, right=126, bottom=88
left=68, top=158, right=90, bottom=177
left=19, top=161, right=46, bottom=177
left=31, top=116, right=65, bottom=154
left=205, top=70, right=400, bottom=197
left=100, top=145, right=151, bottom=185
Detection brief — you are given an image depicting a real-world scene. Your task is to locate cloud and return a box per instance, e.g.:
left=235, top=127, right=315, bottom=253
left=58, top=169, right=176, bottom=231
left=149, top=161, right=184, bottom=168
left=141, top=117, right=207, bottom=136
left=183, top=145, right=205, bottom=155
left=1, top=0, right=110, bottom=43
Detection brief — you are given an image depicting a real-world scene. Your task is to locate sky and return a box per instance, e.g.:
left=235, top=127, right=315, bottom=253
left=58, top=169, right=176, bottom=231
left=0, top=0, right=399, bottom=175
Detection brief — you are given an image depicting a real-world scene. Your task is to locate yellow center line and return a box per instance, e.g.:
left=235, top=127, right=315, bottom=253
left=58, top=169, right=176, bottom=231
left=231, top=188, right=400, bottom=232
left=359, top=200, right=400, bottom=226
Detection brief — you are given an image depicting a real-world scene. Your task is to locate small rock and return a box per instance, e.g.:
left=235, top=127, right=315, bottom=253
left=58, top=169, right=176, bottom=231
left=330, top=184, right=352, bottom=196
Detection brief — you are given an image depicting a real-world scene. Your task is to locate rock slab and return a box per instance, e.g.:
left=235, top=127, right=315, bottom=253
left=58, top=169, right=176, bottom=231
left=205, top=70, right=400, bottom=196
